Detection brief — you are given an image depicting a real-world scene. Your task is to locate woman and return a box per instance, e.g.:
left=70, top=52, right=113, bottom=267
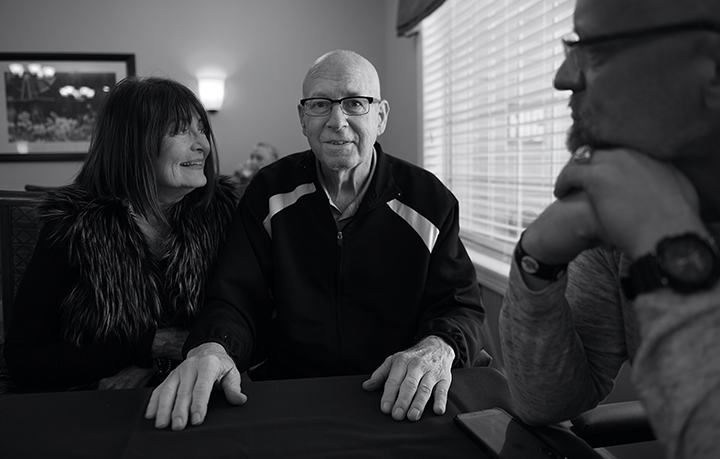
left=2, top=76, right=240, bottom=391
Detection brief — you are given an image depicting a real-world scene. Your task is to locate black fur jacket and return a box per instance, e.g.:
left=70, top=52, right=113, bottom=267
left=2, top=177, right=241, bottom=391
left=41, top=177, right=241, bottom=345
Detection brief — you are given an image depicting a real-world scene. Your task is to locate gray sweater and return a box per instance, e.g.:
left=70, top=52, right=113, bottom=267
left=500, top=227, right=720, bottom=458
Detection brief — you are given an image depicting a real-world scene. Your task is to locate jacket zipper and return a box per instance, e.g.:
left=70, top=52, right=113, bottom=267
left=336, top=230, right=344, bottom=372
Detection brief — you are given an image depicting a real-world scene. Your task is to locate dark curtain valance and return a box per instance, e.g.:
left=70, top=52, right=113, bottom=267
left=396, top=0, right=446, bottom=37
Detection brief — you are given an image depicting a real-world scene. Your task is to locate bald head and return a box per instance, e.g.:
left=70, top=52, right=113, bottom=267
left=302, top=50, right=381, bottom=99
left=297, top=49, right=390, bottom=176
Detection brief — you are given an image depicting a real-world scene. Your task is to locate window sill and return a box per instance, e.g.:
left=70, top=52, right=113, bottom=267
left=467, top=248, right=509, bottom=296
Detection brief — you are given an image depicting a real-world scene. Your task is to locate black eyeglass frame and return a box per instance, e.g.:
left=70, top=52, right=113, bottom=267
left=299, top=96, right=378, bottom=117
left=563, top=20, right=720, bottom=50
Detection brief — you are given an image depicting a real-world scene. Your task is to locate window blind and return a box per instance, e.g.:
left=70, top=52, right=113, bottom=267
left=421, top=0, right=575, bottom=290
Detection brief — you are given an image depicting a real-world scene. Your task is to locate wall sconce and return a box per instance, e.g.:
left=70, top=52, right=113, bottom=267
left=198, top=77, right=225, bottom=113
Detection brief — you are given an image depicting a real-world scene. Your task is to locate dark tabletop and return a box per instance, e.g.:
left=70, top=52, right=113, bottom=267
left=0, top=366, right=600, bottom=459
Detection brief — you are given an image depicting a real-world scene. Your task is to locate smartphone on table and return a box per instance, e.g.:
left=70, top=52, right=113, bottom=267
left=454, top=408, right=565, bottom=459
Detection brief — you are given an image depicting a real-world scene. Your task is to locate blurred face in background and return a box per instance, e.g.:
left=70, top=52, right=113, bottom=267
left=246, top=144, right=277, bottom=173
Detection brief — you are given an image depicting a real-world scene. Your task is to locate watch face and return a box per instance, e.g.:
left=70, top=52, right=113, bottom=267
left=659, top=235, right=718, bottom=284
left=520, top=255, right=540, bottom=274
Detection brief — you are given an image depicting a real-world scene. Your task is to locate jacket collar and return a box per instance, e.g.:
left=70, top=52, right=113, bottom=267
left=301, top=142, right=402, bottom=216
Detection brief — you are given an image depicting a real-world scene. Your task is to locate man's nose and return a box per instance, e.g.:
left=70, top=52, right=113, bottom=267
left=553, top=58, right=585, bottom=92
left=326, top=103, right=349, bottom=130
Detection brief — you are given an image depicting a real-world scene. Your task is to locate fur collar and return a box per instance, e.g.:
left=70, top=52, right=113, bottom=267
left=36, top=177, right=240, bottom=345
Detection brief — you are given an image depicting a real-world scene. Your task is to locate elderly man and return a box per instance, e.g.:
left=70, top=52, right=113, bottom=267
left=499, top=0, right=720, bottom=457
left=146, top=50, right=489, bottom=431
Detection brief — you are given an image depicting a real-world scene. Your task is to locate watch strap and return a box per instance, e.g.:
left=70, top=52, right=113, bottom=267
left=514, top=231, right=568, bottom=281
left=621, top=233, right=720, bottom=300
left=621, top=254, right=667, bottom=300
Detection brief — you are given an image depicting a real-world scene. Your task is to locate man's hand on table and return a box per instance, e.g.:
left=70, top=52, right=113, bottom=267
left=362, top=335, right=454, bottom=422
left=144, top=342, right=247, bottom=430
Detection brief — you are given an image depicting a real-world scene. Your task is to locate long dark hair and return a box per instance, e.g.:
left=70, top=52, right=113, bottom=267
left=75, top=76, right=219, bottom=223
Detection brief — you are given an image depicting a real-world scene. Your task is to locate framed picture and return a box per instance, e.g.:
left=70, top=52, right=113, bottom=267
left=0, top=53, right=135, bottom=162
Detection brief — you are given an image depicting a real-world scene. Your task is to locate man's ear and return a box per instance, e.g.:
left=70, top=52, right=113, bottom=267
left=702, top=42, right=720, bottom=110
left=297, top=104, right=307, bottom=136
left=708, top=75, right=720, bottom=110
left=376, top=99, right=390, bottom=136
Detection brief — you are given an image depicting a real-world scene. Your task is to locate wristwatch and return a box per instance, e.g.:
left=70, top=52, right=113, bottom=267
left=621, top=233, right=720, bottom=300
left=514, top=231, right=568, bottom=281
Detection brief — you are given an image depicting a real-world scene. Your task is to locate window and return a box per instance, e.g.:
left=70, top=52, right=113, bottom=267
left=421, top=0, right=576, bottom=292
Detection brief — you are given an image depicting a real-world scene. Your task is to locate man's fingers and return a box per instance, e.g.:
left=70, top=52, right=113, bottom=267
left=380, top=360, right=409, bottom=416
left=362, top=356, right=392, bottom=392
left=554, top=156, right=592, bottom=199
left=397, top=368, right=435, bottom=422
left=388, top=362, right=423, bottom=421
left=221, top=367, right=248, bottom=406
left=432, top=376, right=451, bottom=415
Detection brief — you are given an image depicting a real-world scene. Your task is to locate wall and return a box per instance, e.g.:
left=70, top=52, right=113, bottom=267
left=382, top=0, right=421, bottom=166
left=0, top=0, right=419, bottom=190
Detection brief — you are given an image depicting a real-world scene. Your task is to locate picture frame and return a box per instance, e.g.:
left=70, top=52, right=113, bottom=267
left=0, top=53, right=135, bottom=162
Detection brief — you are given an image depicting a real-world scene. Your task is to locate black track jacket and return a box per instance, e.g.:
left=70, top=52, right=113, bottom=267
left=185, top=143, right=490, bottom=378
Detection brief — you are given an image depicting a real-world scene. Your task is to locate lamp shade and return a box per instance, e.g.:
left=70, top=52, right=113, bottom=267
left=198, top=77, right=225, bottom=112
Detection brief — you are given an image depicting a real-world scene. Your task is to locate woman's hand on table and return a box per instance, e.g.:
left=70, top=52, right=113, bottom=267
left=144, top=342, right=247, bottom=430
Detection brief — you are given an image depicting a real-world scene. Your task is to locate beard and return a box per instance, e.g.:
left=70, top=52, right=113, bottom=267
left=566, top=95, right=619, bottom=155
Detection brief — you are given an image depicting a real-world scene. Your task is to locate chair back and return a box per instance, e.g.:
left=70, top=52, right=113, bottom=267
left=0, top=190, right=44, bottom=335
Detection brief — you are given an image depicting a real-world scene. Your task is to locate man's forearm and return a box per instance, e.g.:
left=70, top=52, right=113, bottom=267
left=500, top=263, right=602, bottom=424
left=633, top=286, right=720, bottom=459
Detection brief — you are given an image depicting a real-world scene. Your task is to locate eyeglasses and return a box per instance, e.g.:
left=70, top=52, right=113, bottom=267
left=562, top=20, right=720, bottom=71
left=300, top=96, right=377, bottom=117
